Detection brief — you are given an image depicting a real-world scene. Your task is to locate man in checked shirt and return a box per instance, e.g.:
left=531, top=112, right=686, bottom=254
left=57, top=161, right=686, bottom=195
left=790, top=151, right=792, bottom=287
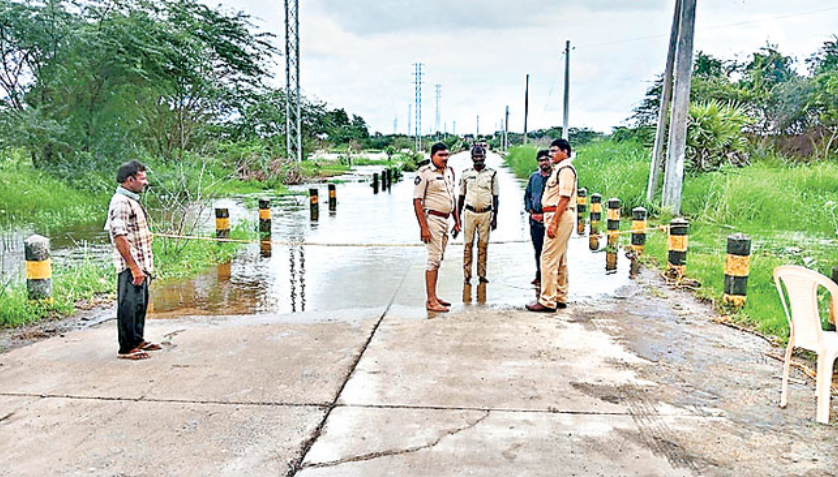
left=104, top=160, right=161, bottom=360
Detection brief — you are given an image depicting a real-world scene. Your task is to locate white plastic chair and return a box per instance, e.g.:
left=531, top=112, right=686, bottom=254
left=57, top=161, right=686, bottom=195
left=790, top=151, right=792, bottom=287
left=774, top=265, right=838, bottom=423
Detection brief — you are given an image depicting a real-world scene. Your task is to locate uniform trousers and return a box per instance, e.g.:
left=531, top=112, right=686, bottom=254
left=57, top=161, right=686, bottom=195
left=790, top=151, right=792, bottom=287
left=425, top=214, right=449, bottom=271
left=463, top=209, right=491, bottom=281
left=538, top=210, right=575, bottom=308
left=529, top=218, right=545, bottom=282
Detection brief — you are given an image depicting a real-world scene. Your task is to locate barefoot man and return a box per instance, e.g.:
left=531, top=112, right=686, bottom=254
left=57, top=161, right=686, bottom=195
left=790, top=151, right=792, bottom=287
left=414, top=142, right=461, bottom=312
left=104, top=160, right=162, bottom=360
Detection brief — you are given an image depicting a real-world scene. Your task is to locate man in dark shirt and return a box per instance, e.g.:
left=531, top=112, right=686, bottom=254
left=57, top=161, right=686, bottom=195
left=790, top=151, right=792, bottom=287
left=523, top=150, right=553, bottom=287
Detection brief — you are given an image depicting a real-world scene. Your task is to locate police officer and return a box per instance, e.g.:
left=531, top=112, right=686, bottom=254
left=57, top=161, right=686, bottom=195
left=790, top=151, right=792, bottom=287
left=458, top=146, right=499, bottom=284
left=527, top=138, right=576, bottom=312
left=414, top=142, right=460, bottom=312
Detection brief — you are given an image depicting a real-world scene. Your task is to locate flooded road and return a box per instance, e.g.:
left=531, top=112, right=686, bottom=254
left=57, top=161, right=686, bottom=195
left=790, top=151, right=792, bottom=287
left=150, top=151, right=633, bottom=317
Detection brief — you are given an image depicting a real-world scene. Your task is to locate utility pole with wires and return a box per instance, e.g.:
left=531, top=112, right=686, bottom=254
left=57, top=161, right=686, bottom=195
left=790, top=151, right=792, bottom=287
left=504, top=106, right=510, bottom=151
left=393, top=116, right=398, bottom=135
left=476, top=115, right=480, bottom=137
left=662, top=0, right=697, bottom=214
left=413, top=63, right=424, bottom=151
left=523, top=74, right=530, bottom=144
left=284, top=0, right=302, bottom=162
left=434, top=84, right=441, bottom=138
left=646, top=0, right=682, bottom=203
left=562, top=40, right=571, bottom=140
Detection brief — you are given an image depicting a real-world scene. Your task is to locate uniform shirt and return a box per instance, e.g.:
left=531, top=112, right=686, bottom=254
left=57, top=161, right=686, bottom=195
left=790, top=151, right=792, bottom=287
left=414, top=163, right=456, bottom=214
left=541, top=159, right=577, bottom=210
left=460, top=167, right=498, bottom=210
left=524, top=170, right=551, bottom=214
left=104, top=188, right=154, bottom=274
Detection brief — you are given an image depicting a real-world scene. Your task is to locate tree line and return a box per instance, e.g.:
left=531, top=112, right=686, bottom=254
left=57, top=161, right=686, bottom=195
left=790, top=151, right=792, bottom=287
left=0, top=0, right=373, bottom=170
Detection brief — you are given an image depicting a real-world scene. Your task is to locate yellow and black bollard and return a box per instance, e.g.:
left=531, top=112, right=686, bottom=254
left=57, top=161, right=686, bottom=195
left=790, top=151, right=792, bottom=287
left=589, top=193, right=602, bottom=251
left=722, top=233, right=751, bottom=307
left=667, top=218, right=689, bottom=278
left=258, top=199, right=271, bottom=236
left=829, top=266, right=837, bottom=331
left=24, top=234, right=52, bottom=303
left=576, top=188, right=587, bottom=235
left=328, top=184, right=337, bottom=212
left=605, top=198, right=621, bottom=272
left=372, top=172, right=380, bottom=194
left=310, top=188, right=319, bottom=221
left=260, top=238, right=272, bottom=258
left=630, top=207, right=648, bottom=255
left=215, top=208, right=230, bottom=239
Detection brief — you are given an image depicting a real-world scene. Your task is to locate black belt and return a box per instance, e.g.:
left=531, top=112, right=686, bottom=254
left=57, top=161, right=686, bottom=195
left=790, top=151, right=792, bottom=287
left=465, top=205, right=493, bottom=213
left=543, top=206, right=576, bottom=213
left=427, top=209, right=450, bottom=219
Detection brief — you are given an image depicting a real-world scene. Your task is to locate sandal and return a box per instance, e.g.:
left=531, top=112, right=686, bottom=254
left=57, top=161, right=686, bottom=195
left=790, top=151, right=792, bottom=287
left=118, top=350, right=150, bottom=361
left=139, top=341, right=163, bottom=351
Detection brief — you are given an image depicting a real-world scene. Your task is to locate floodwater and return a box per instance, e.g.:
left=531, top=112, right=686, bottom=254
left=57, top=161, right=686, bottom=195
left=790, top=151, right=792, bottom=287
left=149, top=151, right=634, bottom=317
left=1, top=151, right=635, bottom=318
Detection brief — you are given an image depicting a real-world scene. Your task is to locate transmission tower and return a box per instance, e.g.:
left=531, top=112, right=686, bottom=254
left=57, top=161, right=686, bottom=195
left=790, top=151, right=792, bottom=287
left=434, top=84, right=441, bottom=137
left=413, top=63, right=424, bottom=151
left=284, top=0, right=301, bottom=162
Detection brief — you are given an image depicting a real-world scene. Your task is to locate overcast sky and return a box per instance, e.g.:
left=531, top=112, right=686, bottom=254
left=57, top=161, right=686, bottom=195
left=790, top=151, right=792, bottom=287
left=208, top=0, right=838, bottom=135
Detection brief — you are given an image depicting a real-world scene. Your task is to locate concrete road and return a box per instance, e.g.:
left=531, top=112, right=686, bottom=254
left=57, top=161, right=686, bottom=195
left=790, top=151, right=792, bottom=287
left=1, top=270, right=837, bottom=476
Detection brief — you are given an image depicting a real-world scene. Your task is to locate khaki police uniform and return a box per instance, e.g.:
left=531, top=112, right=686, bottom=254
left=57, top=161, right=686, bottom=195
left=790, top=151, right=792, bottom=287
left=538, top=159, right=577, bottom=308
left=460, top=167, right=498, bottom=281
left=414, top=164, right=456, bottom=271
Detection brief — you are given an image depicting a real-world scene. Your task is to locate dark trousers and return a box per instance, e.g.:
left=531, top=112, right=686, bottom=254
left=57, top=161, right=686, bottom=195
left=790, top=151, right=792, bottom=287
left=117, top=269, right=149, bottom=354
left=530, top=219, right=545, bottom=281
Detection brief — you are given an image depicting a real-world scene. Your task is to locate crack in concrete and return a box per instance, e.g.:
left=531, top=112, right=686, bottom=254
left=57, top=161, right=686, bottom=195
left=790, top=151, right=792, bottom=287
left=337, top=402, right=685, bottom=417
left=285, top=255, right=416, bottom=477
left=0, top=392, right=327, bottom=409
left=303, top=411, right=491, bottom=470
left=0, top=412, right=14, bottom=423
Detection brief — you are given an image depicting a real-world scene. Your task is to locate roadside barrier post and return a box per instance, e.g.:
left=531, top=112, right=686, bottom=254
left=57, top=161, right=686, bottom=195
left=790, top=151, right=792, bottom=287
left=576, top=188, right=587, bottom=235
left=309, top=188, right=319, bottom=221
left=215, top=208, right=230, bottom=239
left=722, top=233, right=751, bottom=307
left=24, top=235, right=52, bottom=303
left=829, top=266, right=837, bottom=331
left=328, top=184, right=337, bottom=212
left=385, top=168, right=392, bottom=189
left=589, top=193, right=602, bottom=251
left=667, top=218, right=690, bottom=278
left=605, top=198, right=621, bottom=272
left=373, top=173, right=380, bottom=194
left=260, top=238, right=272, bottom=258
left=631, top=207, right=648, bottom=255
left=259, top=199, right=271, bottom=236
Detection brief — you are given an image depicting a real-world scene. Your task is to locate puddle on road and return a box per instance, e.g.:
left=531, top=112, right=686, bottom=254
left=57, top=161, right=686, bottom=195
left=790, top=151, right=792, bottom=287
left=1, top=152, right=636, bottom=318
left=150, top=152, right=634, bottom=317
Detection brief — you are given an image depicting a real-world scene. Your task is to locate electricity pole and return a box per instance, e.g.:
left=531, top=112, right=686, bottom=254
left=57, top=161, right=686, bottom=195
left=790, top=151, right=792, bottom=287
left=523, top=74, right=530, bottom=144
left=647, top=0, right=682, bottom=203
left=661, top=0, right=697, bottom=214
left=562, top=40, right=571, bottom=140
left=434, top=84, right=441, bottom=138
left=284, top=0, right=301, bottom=162
left=504, top=106, right=510, bottom=151
left=413, top=63, right=424, bottom=151
left=453, top=121, right=456, bottom=136
left=393, top=116, right=398, bottom=135
left=407, top=104, right=412, bottom=138
left=476, top=115, right=480, bottom=137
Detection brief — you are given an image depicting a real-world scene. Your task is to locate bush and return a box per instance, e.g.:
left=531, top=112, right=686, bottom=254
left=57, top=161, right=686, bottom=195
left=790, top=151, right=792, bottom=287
left=687, top=100, right=753, bottom=172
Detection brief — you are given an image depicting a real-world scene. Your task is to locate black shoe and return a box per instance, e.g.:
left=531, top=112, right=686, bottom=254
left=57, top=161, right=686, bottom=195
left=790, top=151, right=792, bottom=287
left=555, top=302, right=568, bottom=309
left=479, top=277, right=489, bottom=284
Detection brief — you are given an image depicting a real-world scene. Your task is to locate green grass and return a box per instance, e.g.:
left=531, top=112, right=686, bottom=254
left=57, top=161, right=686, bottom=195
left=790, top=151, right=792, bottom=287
left=506, top=140, right=838, bottom=341
left=0, top=152, right=107, bottom=229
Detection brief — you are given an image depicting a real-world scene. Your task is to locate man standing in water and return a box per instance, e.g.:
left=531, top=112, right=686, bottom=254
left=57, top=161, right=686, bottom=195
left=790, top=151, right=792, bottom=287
left=527, top=139, right=576, bottom=312
left=523, top=149, right=553, bottom=288
left=104, top=160, right=161, bottom=360
left=458, top=145, right=499, bottom=285
left=414, top=143, right=460, bottom=312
